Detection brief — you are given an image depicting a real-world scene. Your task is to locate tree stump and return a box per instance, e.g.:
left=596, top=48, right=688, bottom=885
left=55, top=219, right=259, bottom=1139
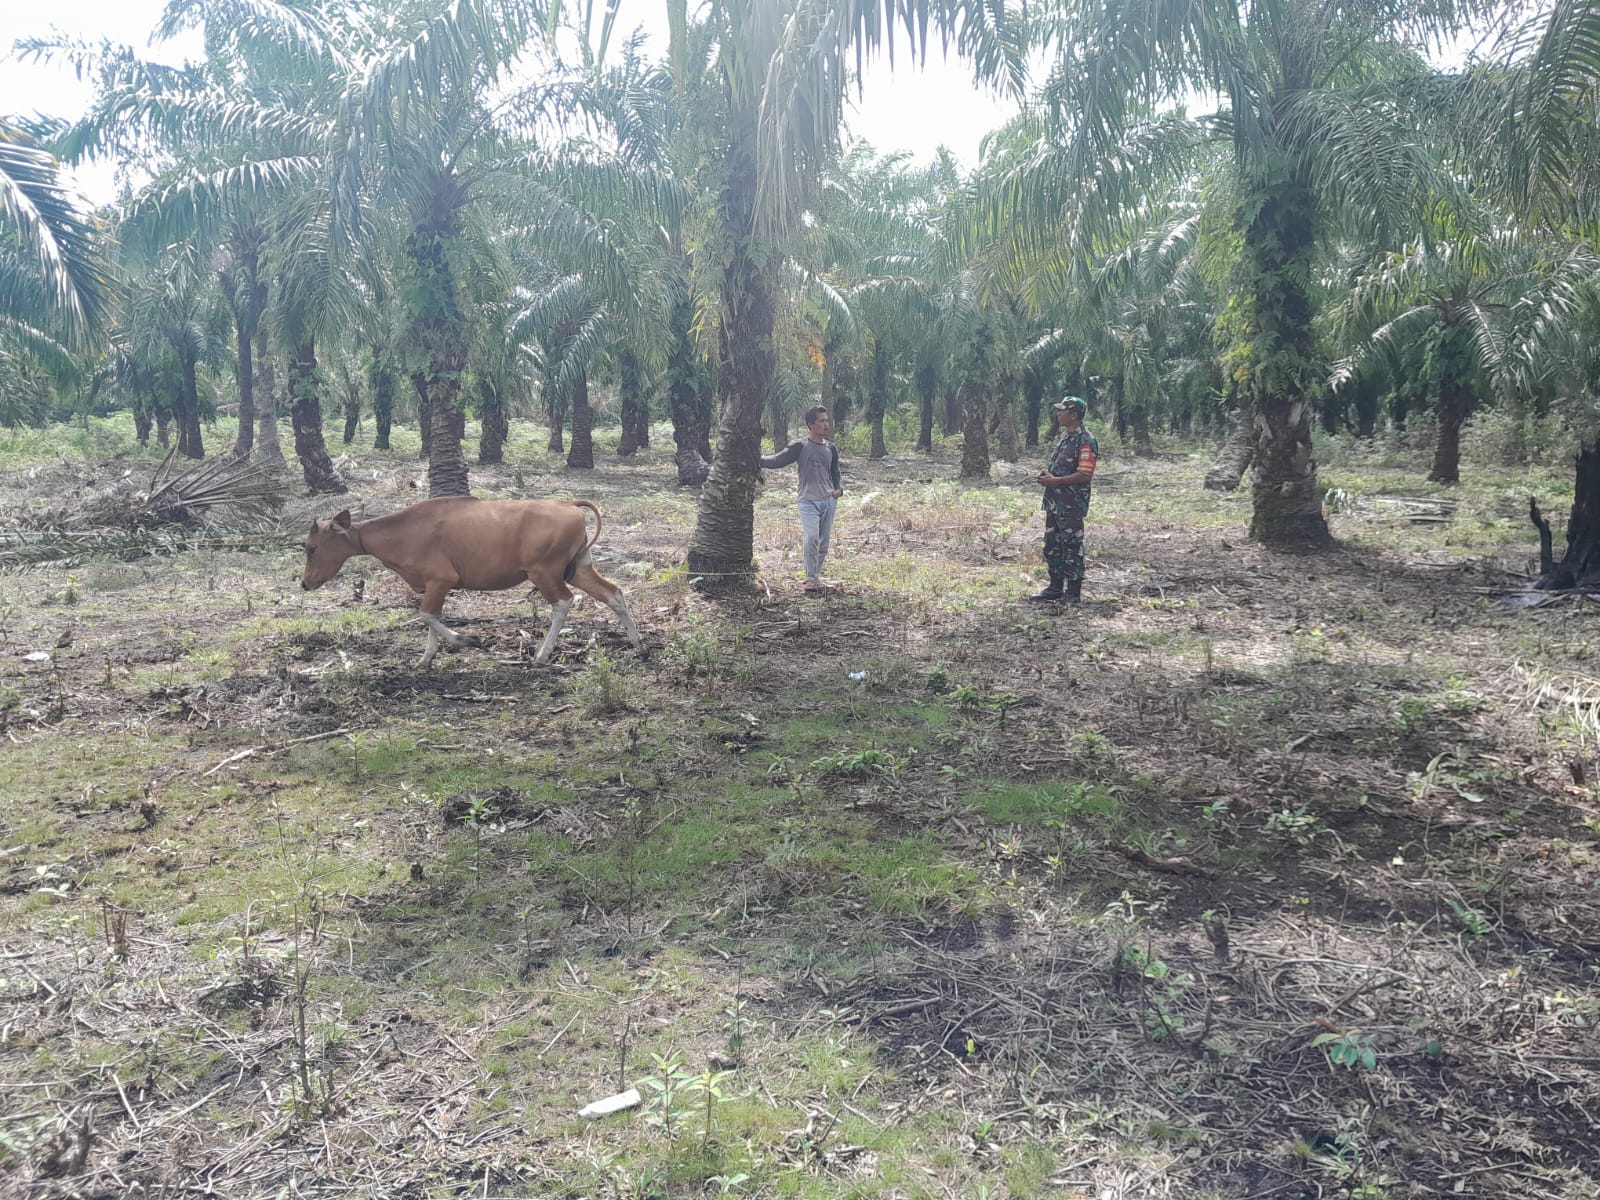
left=1532, top=444, right=1600, bottom=590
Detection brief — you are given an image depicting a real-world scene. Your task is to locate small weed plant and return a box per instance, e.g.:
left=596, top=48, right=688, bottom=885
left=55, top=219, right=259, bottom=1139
left=1265, top=807, right=1321, bottom=844
left=573, top=652, right=630, bottom=715
left=812, top=744, right=904, bottom=782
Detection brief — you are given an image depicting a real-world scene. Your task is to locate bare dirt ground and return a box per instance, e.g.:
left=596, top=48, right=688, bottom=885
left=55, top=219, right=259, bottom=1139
left=2, top=430, right=1598, bottom=1200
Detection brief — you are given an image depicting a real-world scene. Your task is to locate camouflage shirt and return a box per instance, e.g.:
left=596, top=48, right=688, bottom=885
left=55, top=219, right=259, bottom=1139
left=1043, top=428, right=1099, bottom=517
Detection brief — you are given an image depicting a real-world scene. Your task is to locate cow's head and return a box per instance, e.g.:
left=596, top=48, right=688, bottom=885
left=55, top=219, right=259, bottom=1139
left=302, top=510, right=357, bottom=590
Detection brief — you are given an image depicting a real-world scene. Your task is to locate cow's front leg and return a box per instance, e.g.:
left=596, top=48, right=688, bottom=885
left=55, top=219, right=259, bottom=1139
left=533, top=596, right=574, bottom=665
left=416, top=582, right=479, bottom=668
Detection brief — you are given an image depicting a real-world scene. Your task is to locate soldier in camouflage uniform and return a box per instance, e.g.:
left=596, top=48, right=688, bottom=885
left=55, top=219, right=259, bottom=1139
left=1030, top=396, right=1099, bottom=605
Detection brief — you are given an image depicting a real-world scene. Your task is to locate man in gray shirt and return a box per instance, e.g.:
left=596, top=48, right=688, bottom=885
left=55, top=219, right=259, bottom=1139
left=761, top=405, right=845, bottom=592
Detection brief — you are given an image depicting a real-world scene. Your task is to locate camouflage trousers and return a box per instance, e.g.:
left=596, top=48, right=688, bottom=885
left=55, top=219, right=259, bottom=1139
left=1044, top=510, right=1086, bottom=582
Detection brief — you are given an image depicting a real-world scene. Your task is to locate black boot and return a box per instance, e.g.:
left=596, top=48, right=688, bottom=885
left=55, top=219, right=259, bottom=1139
left=1029, top=575, right=1065, bottom=602
left=1061, top=578, right=1083, bottom=605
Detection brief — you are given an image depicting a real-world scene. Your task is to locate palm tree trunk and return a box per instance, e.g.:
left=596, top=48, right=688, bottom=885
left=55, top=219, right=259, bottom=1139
left=226, top=236, right=265, bottom=462
left=1241, top=175, right=1330, bottom=546
left=477, top=381, right=507, bottom=465
left=567, top=371, right=595, bottom=469
left=1429, top=388, right=1466, bottom=485
left=156, top=411, right=171, bottom=448
left=255, top=327, right=283, bottom=464
left=668, top=298, right=711, bottom=485
left=342, top=394, right=360, bottom=445
left=942, top=384, right=960, bottom=437
left=409, top=172, right=471, bottom=498
left=372, top=357, right=393, bottom=451
left=547, top=397, right=564, bottom=453
left=995, top=375, right=1020, bottom=462
left=1023, top=372, right=1044, bottom=449
left=960, top=378, right=990, bottom=480
left=232, top=314, right=255, bottom=460
left=1429, top=324, right=1469, bottom=484
left=177, top=352, right=204, bottom=460
left=618, top=350, right=646, bottom=456
left=414, top=375, right=432, bottom=461
left=1129, top=403, right=1153, bottom=457
left=686, top=140, right=776, bottom=590
left=869, top=339, right=888, bottom=460
left=769, top=390, right=788, bottom=449
left=425, top=384, right=469, bottom=496
left=289, top=339, right=346, bottom=494
left=134, top=404, right=152, bottom=446
left=1205, top=404, right=1254, bottom=490
left=695, top=373, right=715, bottom=462
left=916, top=364, right=936, bottom=453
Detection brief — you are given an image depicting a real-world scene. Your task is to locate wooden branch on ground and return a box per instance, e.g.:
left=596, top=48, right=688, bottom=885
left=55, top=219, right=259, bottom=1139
left=198, top=727, right=355, bottom=778
left=1113, top=844, right=1212, bottom=877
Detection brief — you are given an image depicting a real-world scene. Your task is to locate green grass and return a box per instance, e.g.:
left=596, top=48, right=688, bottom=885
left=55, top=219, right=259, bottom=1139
left=975, top=781, right=1122, bottom=826
left=3, top=417, right=1598, bottom=1200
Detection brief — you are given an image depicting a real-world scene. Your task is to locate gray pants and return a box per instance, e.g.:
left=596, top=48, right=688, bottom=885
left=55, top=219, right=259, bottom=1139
left=798, top=498, right=837, bottom=581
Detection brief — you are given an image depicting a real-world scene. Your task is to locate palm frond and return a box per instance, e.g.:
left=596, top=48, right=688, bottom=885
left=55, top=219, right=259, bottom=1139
left=0, top=121, right=112, bottom=346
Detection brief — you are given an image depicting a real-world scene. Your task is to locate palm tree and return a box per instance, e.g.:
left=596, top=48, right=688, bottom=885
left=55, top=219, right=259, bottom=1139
left=676, top=0, right=1026, bottom=588
left=1001, top=0, right=1496, bottom=546
left=1331, top=211, right=1600, bottom=484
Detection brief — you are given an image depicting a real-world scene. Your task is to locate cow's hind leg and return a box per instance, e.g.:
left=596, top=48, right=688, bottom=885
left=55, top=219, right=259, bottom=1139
left=416, top=581, right=480, bottom=668
left=568, top=559, right=642, bottom=651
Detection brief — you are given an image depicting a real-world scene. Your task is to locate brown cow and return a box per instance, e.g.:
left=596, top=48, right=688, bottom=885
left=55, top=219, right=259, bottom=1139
left=301, top=497, right=641, bottom=667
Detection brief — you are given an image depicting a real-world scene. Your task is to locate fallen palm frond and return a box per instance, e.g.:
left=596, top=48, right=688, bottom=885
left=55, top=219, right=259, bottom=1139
left=88, top=447, right=289, bottom=530
left=0, top=527, right=295, bottom=570
left=1, top=450, right=293, bottom=568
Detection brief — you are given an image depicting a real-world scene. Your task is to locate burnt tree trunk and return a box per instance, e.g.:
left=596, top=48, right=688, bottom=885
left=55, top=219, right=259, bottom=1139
left=1533, top=445, right=1600, bottom=589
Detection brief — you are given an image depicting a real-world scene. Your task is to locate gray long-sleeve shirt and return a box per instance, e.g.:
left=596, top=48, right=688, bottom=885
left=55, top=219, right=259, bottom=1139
left=761, top=438, right=842, bottom=502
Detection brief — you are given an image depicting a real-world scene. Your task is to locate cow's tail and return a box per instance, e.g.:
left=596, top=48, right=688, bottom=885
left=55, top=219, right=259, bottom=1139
left=571, top=499, right=604, bottom=552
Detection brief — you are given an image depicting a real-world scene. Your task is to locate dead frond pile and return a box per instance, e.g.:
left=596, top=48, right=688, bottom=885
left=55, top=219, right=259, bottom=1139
left=1, top=450, right=291, bottom=568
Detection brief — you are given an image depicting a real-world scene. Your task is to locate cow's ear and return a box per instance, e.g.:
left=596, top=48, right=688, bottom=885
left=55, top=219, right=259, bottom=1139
left=309, top=519, right=321, bottom=536
left=333, top=510, right=352, bottom=529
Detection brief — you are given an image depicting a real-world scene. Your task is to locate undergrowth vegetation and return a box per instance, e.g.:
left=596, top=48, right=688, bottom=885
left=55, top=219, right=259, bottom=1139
left=1, top=421, right=1597, bottom=1199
